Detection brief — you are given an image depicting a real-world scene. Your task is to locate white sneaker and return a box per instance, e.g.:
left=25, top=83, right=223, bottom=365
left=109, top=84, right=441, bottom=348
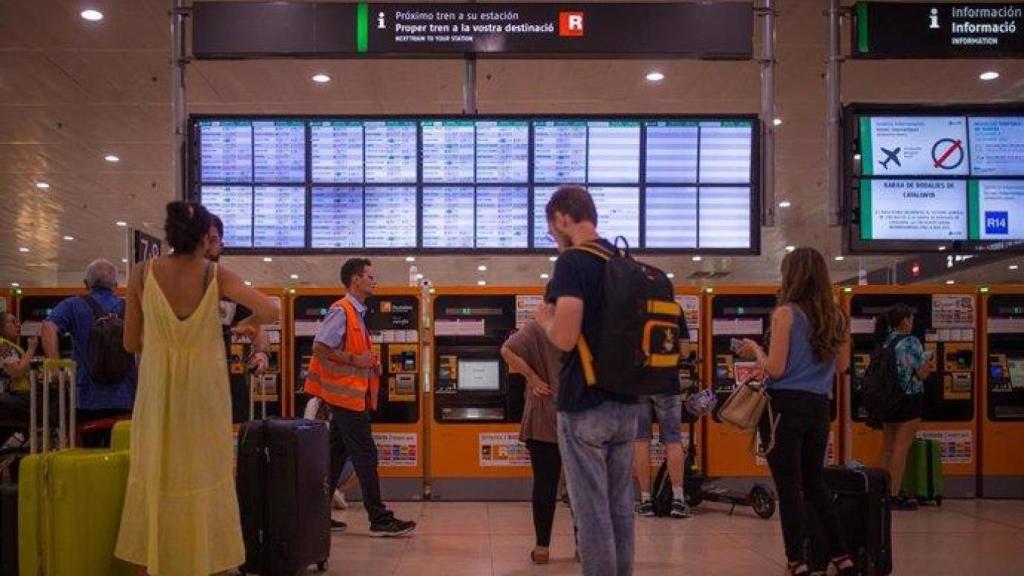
left=332, top=490, right=348, bottom=510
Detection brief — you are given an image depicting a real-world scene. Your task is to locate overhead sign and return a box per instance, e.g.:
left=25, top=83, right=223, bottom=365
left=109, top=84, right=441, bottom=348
left=132, top=229, right=163, bottom=264
left=193, top=1, right=753, bottom=59
left=853, top=2, right=1024, bottom=58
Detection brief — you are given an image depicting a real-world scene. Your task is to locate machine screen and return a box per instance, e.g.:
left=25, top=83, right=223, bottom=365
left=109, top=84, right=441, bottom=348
left=1010, top=358, right=1024, bottom=390
left=458, top=359, right=501, bottom=392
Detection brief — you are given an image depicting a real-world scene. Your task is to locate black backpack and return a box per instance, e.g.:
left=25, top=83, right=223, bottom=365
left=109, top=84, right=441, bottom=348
left=81, top=295, right=133, bottom=385
left=652, top=460, right=674, bottom=517
left=861, top=334, right=910, bottom=430
left=573, top=239, right=681, bottom=397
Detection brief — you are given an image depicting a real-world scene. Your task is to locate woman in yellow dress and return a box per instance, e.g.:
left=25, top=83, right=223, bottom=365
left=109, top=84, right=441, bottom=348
left=116, top=201, right=279, bottom=576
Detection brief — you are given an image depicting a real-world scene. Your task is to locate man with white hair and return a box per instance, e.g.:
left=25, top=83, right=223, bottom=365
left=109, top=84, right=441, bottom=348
left=42, top=259, right=137, bottom=443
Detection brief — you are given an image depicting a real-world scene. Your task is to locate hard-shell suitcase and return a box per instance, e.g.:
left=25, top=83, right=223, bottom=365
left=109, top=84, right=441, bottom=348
left=901, top=438, right=944, bottom=505
left=17, top=359, right=133, bottom=576
left=807, top=466, right=893, bottom=575
left=1, top=484, right=17, bottom=576
left=110, top=420, right=131, bottom=452
left=237, top=418, right=331, bottom=575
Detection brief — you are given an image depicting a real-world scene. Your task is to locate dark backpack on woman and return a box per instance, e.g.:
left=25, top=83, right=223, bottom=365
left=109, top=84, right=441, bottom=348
left=81, top=295, right=133, bottom=385
left=861, top=335, right=910, bottom=430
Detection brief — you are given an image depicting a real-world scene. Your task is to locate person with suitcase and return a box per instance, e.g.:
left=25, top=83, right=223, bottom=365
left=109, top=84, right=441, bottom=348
left=114, top=201, right=279, bottom=576
left=872, top=304, right=934, bottom=511
left=737, top=248, right=856, bottom=576
left=305, top=257, right=417, bottom=537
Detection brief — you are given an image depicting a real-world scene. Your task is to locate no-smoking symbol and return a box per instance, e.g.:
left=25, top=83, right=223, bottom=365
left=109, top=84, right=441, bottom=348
left=932, top=138, right=964, bottom=170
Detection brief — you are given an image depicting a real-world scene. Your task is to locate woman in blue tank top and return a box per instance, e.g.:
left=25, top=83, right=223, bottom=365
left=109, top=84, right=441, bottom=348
left=739, top=248, right=855, bottom=576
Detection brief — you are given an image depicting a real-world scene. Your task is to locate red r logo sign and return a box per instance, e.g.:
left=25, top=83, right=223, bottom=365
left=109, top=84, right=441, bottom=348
left=559, top=12, right=585, bottom=37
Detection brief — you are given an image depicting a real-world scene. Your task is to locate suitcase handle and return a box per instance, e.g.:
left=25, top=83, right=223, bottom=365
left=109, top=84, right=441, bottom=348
left=29, top=359, right=77, bottom=454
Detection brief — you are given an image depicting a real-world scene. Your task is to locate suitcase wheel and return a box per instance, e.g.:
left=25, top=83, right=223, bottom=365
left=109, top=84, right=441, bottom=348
left=750, top=485, right=776, bottom=520
left=317, top=560, right=329, bottom=572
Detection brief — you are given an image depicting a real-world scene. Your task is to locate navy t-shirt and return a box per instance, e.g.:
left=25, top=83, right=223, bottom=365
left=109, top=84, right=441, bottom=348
left=545, top=238, right=636, bottom=413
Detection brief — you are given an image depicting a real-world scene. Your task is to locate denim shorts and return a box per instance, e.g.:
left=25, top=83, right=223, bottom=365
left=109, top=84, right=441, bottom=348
left=635, top=393, right=683, bottom=443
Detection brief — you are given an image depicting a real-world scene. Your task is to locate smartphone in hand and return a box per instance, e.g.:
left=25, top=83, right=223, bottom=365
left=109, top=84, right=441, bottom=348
left=730, top=338, right=745, bottom=354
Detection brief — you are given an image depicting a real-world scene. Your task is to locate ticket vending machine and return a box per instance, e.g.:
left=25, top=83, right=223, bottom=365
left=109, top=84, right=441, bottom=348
left=222, top=289, right=286, bottom=423
left=845, top=286, right=978, bottom=497
left=980, top=287, right=1024, bottom=498
left=705, top=287, right=841, bottom=481
left=289, top=287, right=424, bottom=500
left=428, top=288, right=534, bottom=500
left=15, top=289, right=85, bottom=357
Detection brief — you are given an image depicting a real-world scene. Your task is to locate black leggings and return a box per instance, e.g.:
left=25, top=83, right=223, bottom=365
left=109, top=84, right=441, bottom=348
left=526, top=439, right=562, bottom=547
left=764, top=389, right=847, bottom=564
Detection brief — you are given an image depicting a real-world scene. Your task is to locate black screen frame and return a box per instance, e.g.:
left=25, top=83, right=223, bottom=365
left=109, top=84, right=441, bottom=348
left=187, top=113, right=762, bottom=256
left=842, top=102, right=1024, bottom=255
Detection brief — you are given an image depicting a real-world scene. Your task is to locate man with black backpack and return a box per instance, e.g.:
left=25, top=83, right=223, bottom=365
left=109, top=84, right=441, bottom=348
left=42, top=259, right=136, bottom=443
left=535, top=185, right=681, bottom=576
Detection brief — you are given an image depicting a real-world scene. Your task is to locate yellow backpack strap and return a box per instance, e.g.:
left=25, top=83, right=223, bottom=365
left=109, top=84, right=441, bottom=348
left=576, top=336, right=598, bottom=386
left=569, top=241, right=612, bottom=262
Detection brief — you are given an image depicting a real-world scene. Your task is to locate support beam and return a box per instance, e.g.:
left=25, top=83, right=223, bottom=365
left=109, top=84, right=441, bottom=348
left=463, top=55, right=478, bottom=115
left=172, top=0, right=188, bottom=200
left=826, top=0, right=843, bottom=227
left=759, top=0, right=776, bottom=227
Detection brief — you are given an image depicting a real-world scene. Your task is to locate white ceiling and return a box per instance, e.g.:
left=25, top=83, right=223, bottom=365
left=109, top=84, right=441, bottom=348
left=1, top=0, right=1022, bottom=290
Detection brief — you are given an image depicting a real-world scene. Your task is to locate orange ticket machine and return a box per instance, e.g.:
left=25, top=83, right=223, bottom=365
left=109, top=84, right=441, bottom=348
left=289, top=287, right=424, bottom=500
left=980, top=287, right=1024, bottom=498
left=845, top=287, right=978, bottom=497
left=222, top=288, right=287, bottom=423
left=705, top=287, right=841, bottom=481
left=427, top=288, right=538, bottom=500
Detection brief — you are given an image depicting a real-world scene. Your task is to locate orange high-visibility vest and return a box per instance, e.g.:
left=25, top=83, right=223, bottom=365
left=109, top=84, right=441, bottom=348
left=304, top=297, right=379, bottom=411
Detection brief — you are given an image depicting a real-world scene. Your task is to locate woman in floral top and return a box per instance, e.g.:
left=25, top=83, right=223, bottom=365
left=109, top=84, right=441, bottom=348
left=1, top=313, right=37, bottom=444
left=873, top=304, right=934, bottom=510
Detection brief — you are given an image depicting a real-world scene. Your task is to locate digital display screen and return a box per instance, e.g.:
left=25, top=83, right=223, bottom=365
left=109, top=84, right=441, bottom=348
left=849, top=107, right=1024, bottom=252
left=458, top=359, right=500, bottom=392
left=193, top=116, right=758, bottom=253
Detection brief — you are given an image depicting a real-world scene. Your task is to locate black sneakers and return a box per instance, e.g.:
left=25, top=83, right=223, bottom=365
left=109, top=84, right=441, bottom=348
left=369, top=517, right=417, bottom=538
left=330, top=519, right=348, bottom=533
left=635, top=499, right=655, bottom=517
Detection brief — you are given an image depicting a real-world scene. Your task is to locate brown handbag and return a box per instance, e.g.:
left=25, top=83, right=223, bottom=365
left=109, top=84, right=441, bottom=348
left=718, top=380, right=768, bottom=432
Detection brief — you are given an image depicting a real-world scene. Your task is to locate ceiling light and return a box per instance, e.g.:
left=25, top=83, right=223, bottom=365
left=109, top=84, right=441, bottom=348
left=18, top=247, right=29, bottom=253
left=785, top=245, right=796, bottom=252
left=778, top=200, right=792, bottom=208
left=773, top=118, right=783, bottom=127
left=263, top=257, right=273, bottom=263
left=405, top=256, right=416, bottom=263
left=289, top=274, right=299, bottom=280
left=540, top=273, right=550, bottom=280
left=548, top=256, right=557, bottom=262
left=980, top=287, right=990, bottom=294
left=692, top=256, right=702, bottom=262
left=477, top=265, right=488, bottom=272
left=705, top=287, right=714, bottom=293
left=415, top=273, right=424, bottom=280
left=1010, top=264, right=1019, bottom=270
left=11, top=282, right=20, bottom=288
left=477, top=280, right=487, bottom=286
left=938, top=246, right=947, bottom=252
left=63, top=235, right=74, bottom=241
left=35, top=182, right=50, bottom=190
left=666, top=273, right=675, bottom=279
left=428, top=288, right=436, bottom=294
left=244, top=281, right=252, bottom=287
left=115, top=221, right=127, bottom=227
left=311, top=73, right=332, bottom=84
left=979, top=71, right=1000, bottom=81
left=121, top=258, right=128, bottom=263
left=80, top=9, right=103, bottom=21
left=834, top=255, right=845, bottom=262
left=946, top=280, right=956, bottom=285
left=645, top=71, right=665, bottom=82
left=104, top=154, right=120, bottom=163
left=843, top=287, right=853, bottom=293
left=853, top=154, right=862, bottom=162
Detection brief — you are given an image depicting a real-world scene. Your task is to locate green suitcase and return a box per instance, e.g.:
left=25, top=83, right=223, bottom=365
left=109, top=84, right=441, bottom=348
left=111, top=420, right=131, bottom=452
left=901, top=438, right=944, bottom=505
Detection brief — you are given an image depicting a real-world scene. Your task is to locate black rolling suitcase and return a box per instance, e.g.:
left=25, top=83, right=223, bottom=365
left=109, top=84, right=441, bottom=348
left=807, top=466, right=892, bottom=575
left=237, top=418, right=331, bottom=575
left=0, top=484, right=17, bottom=576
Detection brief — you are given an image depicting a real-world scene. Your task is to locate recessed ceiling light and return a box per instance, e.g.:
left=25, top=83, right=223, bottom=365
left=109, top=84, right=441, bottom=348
left=80, top=9, right=103, bottom=21
left=18, top=247, right=29, bottom=253
left=477, top=265, right=488, bottom=272
left=778, top=200, right=792, bottom=208
left=11, top=282, right=20, bottom=288
left=834, top=255, right=845, bottom=262
left=477, top=280, right=487, bottom=286
left=645, top=71, right=665, bottom=82
left=540, top=273, right=550, bottom=279
left=121, top=258, right=128, bottom=263
left=666, top=272, right=675, bottom=279
left=785, top=245, right=796, bottom=252
left=104, top=154, right=120, bottom=163
left=853, top=154, right=862, bottom=162
left=115, top=221, right=127, bottom=227
left=405, top=256, right=416, bottom=263
left=938, top=246, right=947, bottom=252
left=979, top=71, right=1000, bottom=81
left=263, top=257, right=273, bottom=263
left=773, top=118, right=783, bottom=127
left=692, top=256, right=702, bottom=262
left=63, top=235, right=74, bottom=241
left=415, top=273, right=424, bottom=280
left=311, top=73, right=332, bottom=84
left=548, top=256, right=557, bottom=262
left=35, top=182, right=50, bottom=190
left=946, top=280, right=956, bottom=285
left=244, top=281, right=252, bottom=287
left=289, top=274, right=299, bottom=280
left=1010, top=264, right=1019, bottom=270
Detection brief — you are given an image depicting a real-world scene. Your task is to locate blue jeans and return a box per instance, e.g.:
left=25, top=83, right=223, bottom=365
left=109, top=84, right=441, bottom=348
left=557, top=401, right=640, bottom=576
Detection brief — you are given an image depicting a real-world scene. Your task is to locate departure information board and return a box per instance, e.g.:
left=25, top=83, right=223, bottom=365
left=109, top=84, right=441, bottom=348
left=192, top=116, right=758, bottom=253
left=846, top=106, right=1024, bottom=253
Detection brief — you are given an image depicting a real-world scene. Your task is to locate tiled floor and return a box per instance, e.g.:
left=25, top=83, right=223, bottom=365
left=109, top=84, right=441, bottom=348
left=322, top=499, right=1024, bottom=575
